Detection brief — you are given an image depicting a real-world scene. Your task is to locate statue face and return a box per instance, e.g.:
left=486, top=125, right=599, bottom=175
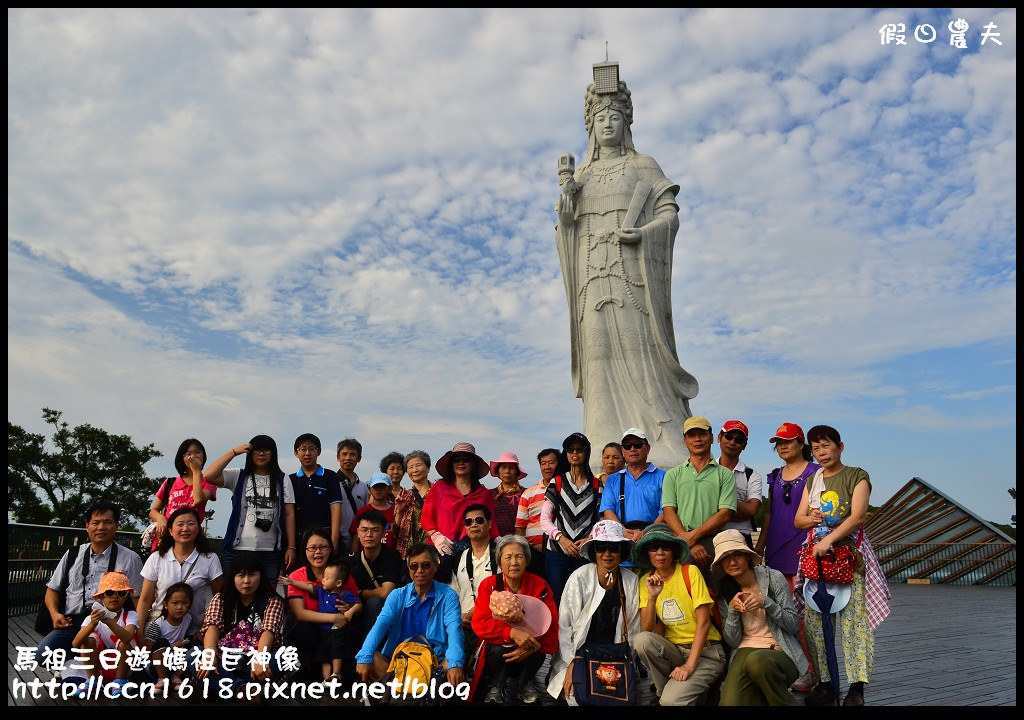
left=593, top=109, right=625, bottom=148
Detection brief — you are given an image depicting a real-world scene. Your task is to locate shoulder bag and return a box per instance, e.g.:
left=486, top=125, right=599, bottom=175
left=571, top=570, right=637, bottom=705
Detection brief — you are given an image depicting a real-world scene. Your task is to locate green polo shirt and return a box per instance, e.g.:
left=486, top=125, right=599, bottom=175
left=662, top=457, right=737, bottom=530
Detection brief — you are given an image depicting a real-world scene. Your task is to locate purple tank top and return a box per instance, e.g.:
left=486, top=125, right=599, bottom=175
left=763, top=462, right=820, bottom=575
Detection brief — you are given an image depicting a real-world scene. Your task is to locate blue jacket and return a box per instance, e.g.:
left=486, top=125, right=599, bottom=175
left=356, top=581, right=465, bottom=669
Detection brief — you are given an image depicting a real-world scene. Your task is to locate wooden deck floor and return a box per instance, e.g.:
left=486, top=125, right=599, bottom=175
left=8, top=583, right=1016, bottom=707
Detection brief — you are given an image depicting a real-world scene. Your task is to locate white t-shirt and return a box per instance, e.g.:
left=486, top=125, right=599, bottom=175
left=221, top=468, right=296, bottom=551
left=141, top=548, right=223, bottom=626
left=82, top=608, right=139, bottom=649
left=721, top=460, right=763, bottom=536
left=144, top=615, right=195, bottom=645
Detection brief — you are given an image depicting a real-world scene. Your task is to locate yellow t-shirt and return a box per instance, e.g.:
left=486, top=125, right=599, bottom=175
left=639, top=564, right=722, bottom=645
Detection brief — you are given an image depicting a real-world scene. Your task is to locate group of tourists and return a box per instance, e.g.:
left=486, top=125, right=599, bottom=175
left=36, top=419, right=889, bottom=706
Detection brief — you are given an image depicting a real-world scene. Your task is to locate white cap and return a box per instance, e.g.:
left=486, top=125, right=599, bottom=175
left=621, top=428, right=648, bottom=442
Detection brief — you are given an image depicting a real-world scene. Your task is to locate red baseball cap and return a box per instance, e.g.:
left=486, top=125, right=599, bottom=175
left=770, top=422, right=805, bottom=443
left=720, top=420, right=749, bottom=438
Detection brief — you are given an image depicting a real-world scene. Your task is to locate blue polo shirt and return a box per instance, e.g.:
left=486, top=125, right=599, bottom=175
left=399, top=586, right=436, bottom=642
left=599, top=463, right=666, bottom=526
left=290, top=465, right=343, bottom=532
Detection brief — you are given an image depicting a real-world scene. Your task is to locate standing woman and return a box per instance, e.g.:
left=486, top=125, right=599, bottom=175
left=754, top=421, right=819, bottom=692
left=712, top=529, right=805, bottom=706
left=146, top=439, right=218, bottom=552
left=380, top=451, right=406, bottom=501
left=393, top=450, right=433, bottom=560
left=540, top=432, right=602, bottom=603
left=135, top=506, right=223, bottom=637
left=421, top=442, right=498, bottom=583
left=489, top=452, right=528, bottom=538
left=204, top=436, right=297, bottom=581
left=794, top=425, right=889, bottom=707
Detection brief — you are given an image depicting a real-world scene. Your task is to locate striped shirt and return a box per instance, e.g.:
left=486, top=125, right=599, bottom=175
left=543, top=474, right=601, bottom=552
left=515, top=481, right=549, bottom=547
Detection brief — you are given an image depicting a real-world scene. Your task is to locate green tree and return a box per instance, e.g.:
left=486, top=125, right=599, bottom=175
left=8, top=408, right=162, bottom=529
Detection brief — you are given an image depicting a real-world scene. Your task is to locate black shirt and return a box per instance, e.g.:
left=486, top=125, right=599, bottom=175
left=289, top=466, right=342, bottom=534
left=585, top=584, right=621, bottom=644
left=350, top=545, right=408, bottom=590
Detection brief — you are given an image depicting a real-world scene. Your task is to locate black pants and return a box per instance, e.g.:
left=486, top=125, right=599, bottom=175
left=484, top=644, right=545, bottom=689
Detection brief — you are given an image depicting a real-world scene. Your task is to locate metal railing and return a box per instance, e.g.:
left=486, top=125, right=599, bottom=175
left=6, top=523, right=226, bottom=617
left=874, top=542, right=1016, bottom=587
left=7, top=523, right=146, bottom=617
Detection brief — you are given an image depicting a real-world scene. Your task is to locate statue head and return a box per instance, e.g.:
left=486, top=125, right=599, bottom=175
left=582, top=80, right=635, bottom=165
left=584, top=81, right=633, bottom=135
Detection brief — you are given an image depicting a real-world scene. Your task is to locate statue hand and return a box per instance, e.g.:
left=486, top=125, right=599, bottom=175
left=615, top=227, right=641, bottom=244
left=557, top=192, right=575, bottom=227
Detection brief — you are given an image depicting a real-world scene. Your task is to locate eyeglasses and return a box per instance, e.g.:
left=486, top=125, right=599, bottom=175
left=621, top=442, right=645, bottom=451
left=296, top=445, right=319, bottom=454
left=464, top=516, right=487, bottom=526
left=594, top=542, right=621, bottom=554
left=102, top=590, right=130, bottom=598
left=452, top=456, right=473, bottom=464
left=646, top=542, right=676, bottom=553
left=408, top=562, right=434, bottom=572
left=252, top=448, right=272, bottom=455
left=783, top=484, right=793, bottom=504
left=566, top=446, right=587, bottom=454
left=306, top=544, right=331, bottom=553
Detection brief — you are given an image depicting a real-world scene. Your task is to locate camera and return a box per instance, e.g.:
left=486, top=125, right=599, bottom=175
left=254, top=518, right=273, bottom=532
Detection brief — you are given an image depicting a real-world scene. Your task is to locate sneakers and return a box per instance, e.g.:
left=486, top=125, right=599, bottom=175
left=520, top=684, right=540, bottom=704
left=108, top=679, right=128, bottom=698
left=484, top=685, right=504, bottom=704
left=155, top=678, right=170, bottom=693
left=804, top=683, right=838, bottom=706
left=791, top=670, right=819, bottom=692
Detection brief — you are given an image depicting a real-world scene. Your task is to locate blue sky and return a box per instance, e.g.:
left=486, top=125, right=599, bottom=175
left=8, top=8, right=1016, bottom=535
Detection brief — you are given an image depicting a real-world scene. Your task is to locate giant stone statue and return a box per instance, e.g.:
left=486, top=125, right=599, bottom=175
left=556, top=61, right=697, bottom=470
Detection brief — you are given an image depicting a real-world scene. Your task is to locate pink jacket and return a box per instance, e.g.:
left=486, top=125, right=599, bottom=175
left=421, top=480, right=499, bottom=542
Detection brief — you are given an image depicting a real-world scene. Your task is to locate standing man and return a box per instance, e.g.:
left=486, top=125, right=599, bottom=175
left=291, top=433, right=344, bottom=555
left=600, top=428, right=666, bottom=542
left=336, top=438, right=369, bottom=551
left=515, top=448, right=559, bottom=577
left=717, top=420, right=762, bottom=550
left=36, top=502, right=144, bottom=665
left=662, top=416, right=737, bottom=584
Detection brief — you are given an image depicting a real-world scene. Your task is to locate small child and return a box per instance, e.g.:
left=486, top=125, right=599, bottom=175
left=71, top=571, right=139, bottom=698
left=142, top=581, right=198, bottom=690
left=280, top=558, right=361, bottom=681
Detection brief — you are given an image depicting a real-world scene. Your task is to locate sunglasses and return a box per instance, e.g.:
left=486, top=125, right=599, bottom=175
left=621, top=442, right=646, bottom=451
left=408, top=561, right=434, bottom=572
left=594, top=542, right=622, bottom=554
left=721, top=432, right=747, bottom=443
left=646, top=541, right=676, bottom=553
left=464, top=516, right=487, bottom=526
left=452, top=456, right=473, bottom=464
left=102, top=590, right=130, bottom=598
left=565, top=446, right=587, bottom=454
left=783, top=484, right=793, bottom=504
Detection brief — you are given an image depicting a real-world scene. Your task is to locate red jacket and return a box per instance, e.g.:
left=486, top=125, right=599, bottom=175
left=471, top=572, right=559, bottom=654
left=420, top=480, right=498, bottom=542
